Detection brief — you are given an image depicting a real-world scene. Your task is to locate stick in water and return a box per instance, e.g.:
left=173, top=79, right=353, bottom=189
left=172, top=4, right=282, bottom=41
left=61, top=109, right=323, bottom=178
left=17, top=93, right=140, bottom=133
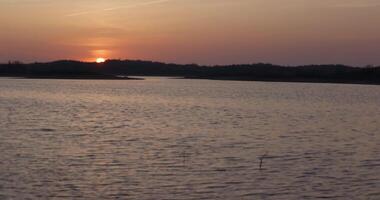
left=259, top=152, right=268, bottom=170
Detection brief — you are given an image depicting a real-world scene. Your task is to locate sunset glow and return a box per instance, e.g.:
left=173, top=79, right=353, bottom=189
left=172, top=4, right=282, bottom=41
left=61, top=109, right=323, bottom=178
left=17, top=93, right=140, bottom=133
left=0, top=1, right=379, bottom=199
left=96, top=58, right=106, bottom=63
left=0, top=0, right=380, bottom=65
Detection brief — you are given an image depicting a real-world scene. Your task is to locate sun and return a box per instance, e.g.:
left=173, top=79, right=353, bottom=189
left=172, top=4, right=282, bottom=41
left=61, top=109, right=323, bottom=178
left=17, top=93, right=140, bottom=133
left=96, top=58, right=106, bottom=63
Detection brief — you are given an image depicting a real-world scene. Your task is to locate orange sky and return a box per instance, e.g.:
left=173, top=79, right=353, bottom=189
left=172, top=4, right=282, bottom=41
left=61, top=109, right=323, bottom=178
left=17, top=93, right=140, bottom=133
left=1, top=0, right=380, bottom=66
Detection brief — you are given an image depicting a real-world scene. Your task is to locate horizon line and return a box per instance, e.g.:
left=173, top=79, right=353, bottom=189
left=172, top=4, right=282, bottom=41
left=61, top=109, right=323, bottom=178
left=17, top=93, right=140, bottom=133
left=2, top=59, right=379, bottom=68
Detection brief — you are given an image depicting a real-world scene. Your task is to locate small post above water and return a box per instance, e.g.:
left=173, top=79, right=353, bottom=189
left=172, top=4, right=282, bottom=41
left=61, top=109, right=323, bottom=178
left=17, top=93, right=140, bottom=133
left=259, top=152, right=268, bottom=170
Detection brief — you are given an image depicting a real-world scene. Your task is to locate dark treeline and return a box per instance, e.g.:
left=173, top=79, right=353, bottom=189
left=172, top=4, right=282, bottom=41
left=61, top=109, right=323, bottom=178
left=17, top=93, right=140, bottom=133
left=1, top=59, right=380, bottom=84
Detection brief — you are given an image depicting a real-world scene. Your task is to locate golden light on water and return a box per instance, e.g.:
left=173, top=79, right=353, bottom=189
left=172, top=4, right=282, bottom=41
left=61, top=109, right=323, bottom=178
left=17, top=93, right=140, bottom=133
left=96, top=58, right=106, bottom=63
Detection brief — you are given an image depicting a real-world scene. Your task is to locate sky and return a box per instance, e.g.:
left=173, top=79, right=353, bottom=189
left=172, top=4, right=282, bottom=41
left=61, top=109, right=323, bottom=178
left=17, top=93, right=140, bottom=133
left=0, top=0, right=380, bottom=66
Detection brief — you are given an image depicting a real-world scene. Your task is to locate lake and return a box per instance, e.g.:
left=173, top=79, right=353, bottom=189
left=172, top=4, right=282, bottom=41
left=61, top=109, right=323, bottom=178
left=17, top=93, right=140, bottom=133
left=0, top=77, right=379, bottom=199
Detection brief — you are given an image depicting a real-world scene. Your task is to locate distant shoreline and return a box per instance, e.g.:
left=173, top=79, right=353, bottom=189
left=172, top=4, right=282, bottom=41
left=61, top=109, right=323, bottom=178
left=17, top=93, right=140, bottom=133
left=182, top=76, right=380, bottom=86
left=0, top=75, right=144, bottom=80
left=2, top=75, right=380, bottom=86
left=1, top=59, right=379, bottom=85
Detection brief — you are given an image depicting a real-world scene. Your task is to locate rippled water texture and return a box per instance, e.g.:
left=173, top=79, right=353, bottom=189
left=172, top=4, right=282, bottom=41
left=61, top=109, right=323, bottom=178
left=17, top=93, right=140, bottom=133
left=0, top=78, right=379, bottom=199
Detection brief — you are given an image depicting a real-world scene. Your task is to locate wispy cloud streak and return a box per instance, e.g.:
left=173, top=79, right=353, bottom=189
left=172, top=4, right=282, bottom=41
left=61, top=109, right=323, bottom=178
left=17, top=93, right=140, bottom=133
left=65, top=0, right=171, bottom=17
left=332, top=2, right=380, bottom=8
left=104, top=0, right=171, bottom=11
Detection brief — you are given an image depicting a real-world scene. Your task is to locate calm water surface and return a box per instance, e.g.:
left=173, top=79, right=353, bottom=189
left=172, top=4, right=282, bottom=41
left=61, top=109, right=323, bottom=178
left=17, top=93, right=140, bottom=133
left=0, top=78, right=379, bottom=199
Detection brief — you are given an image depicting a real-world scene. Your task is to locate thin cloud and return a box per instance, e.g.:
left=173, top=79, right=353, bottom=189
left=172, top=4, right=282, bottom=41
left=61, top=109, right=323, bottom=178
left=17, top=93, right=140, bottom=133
left=104, top=0, right=171, bottom=11
left=65, top=11, right=93, bottom=17
left=65, top=0, right=172, bottom=17
left=332, top=2, right=380, bottom=8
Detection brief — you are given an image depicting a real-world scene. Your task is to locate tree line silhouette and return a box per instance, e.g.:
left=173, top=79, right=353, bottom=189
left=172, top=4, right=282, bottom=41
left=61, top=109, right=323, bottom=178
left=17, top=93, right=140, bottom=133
left=0, top=59, right=379, bottom=84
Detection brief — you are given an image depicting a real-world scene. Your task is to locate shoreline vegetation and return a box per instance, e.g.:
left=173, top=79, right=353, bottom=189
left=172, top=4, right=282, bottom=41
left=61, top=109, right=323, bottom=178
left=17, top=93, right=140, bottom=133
left=1, top=60, right=379, bottom=85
